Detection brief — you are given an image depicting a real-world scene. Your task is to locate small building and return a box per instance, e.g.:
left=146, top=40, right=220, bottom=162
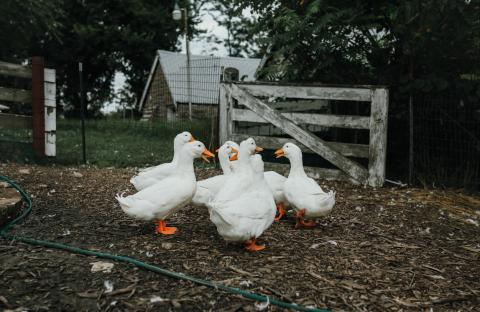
left=138, top=50, right=261, bottom=121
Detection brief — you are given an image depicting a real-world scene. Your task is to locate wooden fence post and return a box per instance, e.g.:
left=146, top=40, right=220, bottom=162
left=219, top=84, right=228, bottom=144
left=32, top=57, right=45, bottom=157
left=368, top=88, right=389, bottom=187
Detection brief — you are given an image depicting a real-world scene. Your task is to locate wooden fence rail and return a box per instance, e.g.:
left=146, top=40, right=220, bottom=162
left=0, top=58, right=56, bottom=157
left=219, top=82, right=388, bottom=187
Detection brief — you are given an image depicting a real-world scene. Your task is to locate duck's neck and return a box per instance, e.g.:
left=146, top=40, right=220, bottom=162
left=171, top=140, right=182, bottom=163
left=237, top=149, right=253, bottom=173
left=175, top=153, right=195, bottom=178
left=288, top=154, right=307, bottom=178
left=218, top=151, right=232, bottom=175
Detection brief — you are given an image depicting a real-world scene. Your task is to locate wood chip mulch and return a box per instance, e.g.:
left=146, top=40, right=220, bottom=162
left=0, top=163, right=479, bottom=311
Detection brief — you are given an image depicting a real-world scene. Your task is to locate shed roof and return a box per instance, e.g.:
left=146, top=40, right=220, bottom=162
left=139, top=50, right=261, bottom=109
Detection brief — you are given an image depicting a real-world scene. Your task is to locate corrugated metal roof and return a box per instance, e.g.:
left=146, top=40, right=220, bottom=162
left=157, top=50, right=261, bottom=105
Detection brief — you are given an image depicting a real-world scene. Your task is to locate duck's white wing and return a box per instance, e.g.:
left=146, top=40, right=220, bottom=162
left=285, top=176, right=335, bottom=216
left=214, top=172, right=253, bottom=202
left=130, top=162, right=175, bottom=190
left=214, top=190, right=275, bottom=223
left=264, top=171, right=288, bottom=203
left=192, top=175, right=229, bottom=206
left=118, top=175, right=194, bottom=220
left=210, top=189, right=276, bottom=241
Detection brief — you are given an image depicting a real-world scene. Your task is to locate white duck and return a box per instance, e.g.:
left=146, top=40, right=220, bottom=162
left=191, top=141, right=239, bottom=207
left=230, top=147, right=288, bottom=220
left=275, top=143, right=335, bottom=228
left=264, top=170, right=289, bottom=221
left=117, top=141, right=214, bottom=235
left=130, top=131, right=194, bottom=191
left=208, top=139, right=275, bottom=252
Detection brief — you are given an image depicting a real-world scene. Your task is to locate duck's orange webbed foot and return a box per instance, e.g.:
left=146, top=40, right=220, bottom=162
left=155, top=220, right=177, bottom=235
left=274, top=203, right=286, bottom=221
left=244, top=238, right=265, bottom=252
left=295, top=209, right=317, bottom=229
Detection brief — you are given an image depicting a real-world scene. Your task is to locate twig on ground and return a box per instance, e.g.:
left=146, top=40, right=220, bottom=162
left=393, top=295, right=475, bottom=308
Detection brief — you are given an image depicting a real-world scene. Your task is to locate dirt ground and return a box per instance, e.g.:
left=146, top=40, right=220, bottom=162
left=0, top=163, right=479, bottom=311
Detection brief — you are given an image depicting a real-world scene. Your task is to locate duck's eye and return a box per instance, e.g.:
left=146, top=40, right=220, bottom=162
left=197, top=144, right=201, bottom=147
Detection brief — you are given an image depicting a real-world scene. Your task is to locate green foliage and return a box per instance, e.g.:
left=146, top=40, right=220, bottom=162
left=0, top=118, right=216, bottom=167
left=1, top=0, right=205, bottom=117
left=208, top=0, right=264, bottom=57
left=238, top=0, right=480, bottom=100
left=0, top=0, right=63, bottom=62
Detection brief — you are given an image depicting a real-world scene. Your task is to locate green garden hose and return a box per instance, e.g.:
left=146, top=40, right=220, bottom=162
left=0, top=174, right=329, bottom=312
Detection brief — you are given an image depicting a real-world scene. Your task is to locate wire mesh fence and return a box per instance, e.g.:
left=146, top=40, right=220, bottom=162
left=413, top=95, right=480, bottom=190
left=142, top=56, right=222, bottom=152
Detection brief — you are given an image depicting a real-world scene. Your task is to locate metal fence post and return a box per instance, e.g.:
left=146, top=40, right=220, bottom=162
left=79, top=62, right=87, bottom=164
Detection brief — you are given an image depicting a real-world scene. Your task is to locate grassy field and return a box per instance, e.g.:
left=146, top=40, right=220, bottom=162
left=1, top=118, right=217, bottom=168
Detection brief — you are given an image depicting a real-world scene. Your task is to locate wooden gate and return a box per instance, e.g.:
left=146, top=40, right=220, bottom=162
left=0, top=57, right=56, bottom=157
left=219, top=82, right=388, bottom=187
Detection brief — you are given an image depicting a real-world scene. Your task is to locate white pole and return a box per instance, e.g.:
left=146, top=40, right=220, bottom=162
left=44, top=68, right=56, bottom=156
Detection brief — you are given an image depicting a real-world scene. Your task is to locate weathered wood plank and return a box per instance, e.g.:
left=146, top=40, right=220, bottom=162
left=232, top=108, right=370, bottom=129
left=226, top=85, right=234, bottom=140
left=231, top=84, right=369, bottom=183
left=44, top=68, right=56, bottom=83
left=44, top=68, right=56, bottom=157
left=263, top=162, right=359, bottom=183
left=0, top=113, right=32, bottom=130
left=218, top=85, right=228, bottom=144
left=0, top=87, right=32, bottom=103
left=270, top=99, right=328, bottom=111
left=0, top=61, right=32, bottom=79
left=368, top=88, right=389, bottom=187
left=231, top=134, right=369, bottom=158
left=238, top=83, right=372, bottom=102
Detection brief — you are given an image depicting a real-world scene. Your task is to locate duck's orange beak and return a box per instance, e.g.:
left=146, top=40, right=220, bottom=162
left=255, top=146, right=264, bottom=153
left=202, top=148, right=215, bottom=163
left=189, top=136, right=196, bottom=142
left=229, top=147, right=238, bottom=161
left=274, top=148, right=285, bottom=158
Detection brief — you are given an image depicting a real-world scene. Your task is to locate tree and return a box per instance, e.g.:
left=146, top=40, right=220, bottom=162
left=1, top=0, right=203, bottom=117
left=0, top=0, right=63, bottom=62
left=235, top=0, right=480, bottom=99
left=208, top=0, right=263, bottom=57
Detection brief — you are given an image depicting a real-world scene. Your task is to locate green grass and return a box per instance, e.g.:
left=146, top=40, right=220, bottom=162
left=1, top=118, right=218, bottom=168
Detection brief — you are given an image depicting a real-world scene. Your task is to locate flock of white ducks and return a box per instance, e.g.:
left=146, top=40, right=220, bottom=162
left=116, top=132, right=335, bottom=252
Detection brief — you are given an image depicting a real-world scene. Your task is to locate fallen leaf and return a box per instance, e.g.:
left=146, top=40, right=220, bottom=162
left=90, top=261, right=114, bottom=273
left=104, top=280, right=114, bottom=293
left=150, top=295, right=167, bottom=303
left=161, top=242, right=173, bottom=250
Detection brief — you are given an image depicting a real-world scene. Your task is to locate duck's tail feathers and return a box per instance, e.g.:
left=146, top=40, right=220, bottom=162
left=207, top=200, right=233, bottom=225
left=325, top=190, right=336, bottom=209
left=115, top=192, right=131, bottom=211
left=138, top=166, right=154, bottom=173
